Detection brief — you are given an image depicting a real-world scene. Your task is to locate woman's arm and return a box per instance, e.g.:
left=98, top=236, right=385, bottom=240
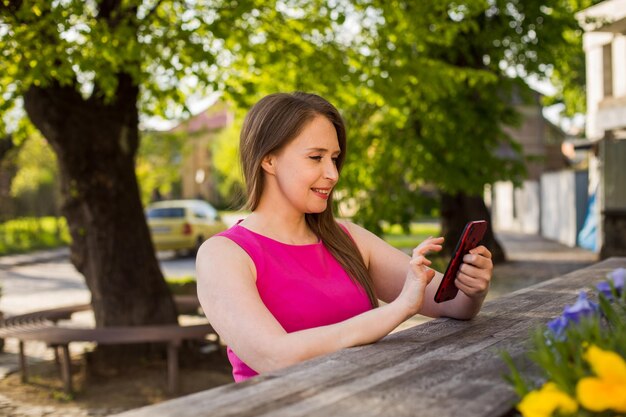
left=196, top=236, right=434, bottom=374
left=341, top=221, right=493, bottom=320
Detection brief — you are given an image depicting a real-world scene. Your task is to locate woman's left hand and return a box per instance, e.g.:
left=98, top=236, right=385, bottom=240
left=455, top=246, right=493, bottom=299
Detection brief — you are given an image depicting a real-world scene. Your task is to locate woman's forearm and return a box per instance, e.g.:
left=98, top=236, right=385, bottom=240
left=253, top=300, right=411, bottom=373
left=440, top=291, right=487, bottom=320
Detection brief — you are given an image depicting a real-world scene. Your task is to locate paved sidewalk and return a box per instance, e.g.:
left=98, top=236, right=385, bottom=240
left=488, top=231, right=598, bottom=299
left=0, top=247, right=70, bottom=270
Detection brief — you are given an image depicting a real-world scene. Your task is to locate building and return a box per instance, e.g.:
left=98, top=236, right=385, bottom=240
left=577, top=0, right=626, bottom=257
left=169, top=102, right=233, bottom=204
left=489, top=86, right=571, bottom=237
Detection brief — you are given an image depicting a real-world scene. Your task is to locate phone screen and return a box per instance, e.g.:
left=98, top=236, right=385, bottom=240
left=434, top=220, right=488, bottom=303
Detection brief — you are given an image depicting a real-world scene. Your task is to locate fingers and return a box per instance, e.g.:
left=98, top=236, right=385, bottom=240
left=410, top=254, right=431, bottom=268
left=413, top=236, right=444, bottom=257
left=469, top=245, right=492, bottom=259
left=409, top=255, right=436, bottom=284
left=458, top=262, right=489, bottom=280
left=463, top=246, right=493, bottom=270
left=454, top=274, right=487, bottom=297
left=457, top=246, right=493, bottom=298
left=456, top=271, right=489, bottom=294
left=410, top=237, right=443, bottom=287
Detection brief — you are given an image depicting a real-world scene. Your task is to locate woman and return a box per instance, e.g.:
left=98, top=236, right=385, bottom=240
left=196, top=92, right=493, bottom=382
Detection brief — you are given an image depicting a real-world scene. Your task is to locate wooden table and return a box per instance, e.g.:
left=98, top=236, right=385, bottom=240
left=114, top=257, right=625, bottom=417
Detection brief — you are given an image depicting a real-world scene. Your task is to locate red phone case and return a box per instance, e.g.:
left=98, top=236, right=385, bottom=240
left=434, top=220, right=488, bottom=303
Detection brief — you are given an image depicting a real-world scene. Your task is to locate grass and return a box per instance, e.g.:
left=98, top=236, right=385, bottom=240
left=382, top=221, right=441, bottom=250
left=166, top=276, right=197, bottom=295
left=0, top=215, right=442, bottom=266
left=0, top=217, right=71, bottom=256
left=381, top=221, right=449, bottom=272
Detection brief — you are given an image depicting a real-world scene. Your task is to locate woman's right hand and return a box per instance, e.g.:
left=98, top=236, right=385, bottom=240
left=395, top=237, right=443, bottom=317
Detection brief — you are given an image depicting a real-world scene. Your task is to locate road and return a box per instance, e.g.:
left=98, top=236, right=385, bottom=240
left=0, top=213, right=245, bottom=316
left=0, top=253, right=196, bottom=316
left=1, top=228, right=600, bottom=317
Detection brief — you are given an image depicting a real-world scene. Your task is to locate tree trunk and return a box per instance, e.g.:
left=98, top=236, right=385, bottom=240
left=23, top=77, right=178, bottom=351
left=440, top=192, right=506, bottom=264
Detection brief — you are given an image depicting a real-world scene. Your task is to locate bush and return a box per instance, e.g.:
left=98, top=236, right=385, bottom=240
left=0, top=216, right=71, bottom=255
left=166, top=276, right=197, bottom=296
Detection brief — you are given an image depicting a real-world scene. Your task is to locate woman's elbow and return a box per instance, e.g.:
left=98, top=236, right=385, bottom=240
left=445, top=306, right=481, bottom=320
left=244, top=343, right=304, bottom=374
left=451, top=312, right=478, bottom=320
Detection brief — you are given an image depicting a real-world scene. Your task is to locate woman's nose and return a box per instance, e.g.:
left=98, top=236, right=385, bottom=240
left=324, top=159, right=339, bottom=181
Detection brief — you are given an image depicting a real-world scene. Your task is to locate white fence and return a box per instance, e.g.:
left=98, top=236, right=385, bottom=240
left=490, top=170, right=590, bottom=247
left=491, top=181, right=540, bottom=234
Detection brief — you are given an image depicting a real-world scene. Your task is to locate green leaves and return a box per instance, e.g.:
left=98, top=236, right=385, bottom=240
left=324, top=0, right=595, bottom=231
left=10, top=134, right=58, bottom=197
left=136, top=128, right=188, bottom=205
left=1, top=0, right=599, bottom=234
left=1, top=0, right=253, bottom=133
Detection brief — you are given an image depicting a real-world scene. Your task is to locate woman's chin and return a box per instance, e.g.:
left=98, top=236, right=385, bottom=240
left=306, top=205, right=328, bottom=214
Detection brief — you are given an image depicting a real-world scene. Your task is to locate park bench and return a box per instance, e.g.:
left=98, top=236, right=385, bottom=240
left=111, top=257, right=626, bottom=417
left=0, top=295, right=217, bottom=394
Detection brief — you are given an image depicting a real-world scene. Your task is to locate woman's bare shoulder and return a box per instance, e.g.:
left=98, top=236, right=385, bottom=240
left=196, top=235, right=255, bottom=281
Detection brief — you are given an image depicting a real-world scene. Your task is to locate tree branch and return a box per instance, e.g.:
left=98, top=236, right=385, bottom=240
left=0, top=135, right=15, bottom=162
left=97, top=0, right=122, bottom=21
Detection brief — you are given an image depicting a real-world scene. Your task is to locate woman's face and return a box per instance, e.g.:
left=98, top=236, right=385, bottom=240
left=264, top=115, right=341, bottom=215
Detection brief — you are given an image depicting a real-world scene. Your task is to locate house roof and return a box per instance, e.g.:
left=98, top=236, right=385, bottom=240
left=169, top=102, right=232, bottom=134
left=576, top=0, right=626, bottom=33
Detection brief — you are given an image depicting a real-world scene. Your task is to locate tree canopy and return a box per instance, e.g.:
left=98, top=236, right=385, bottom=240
left=336, top=1, right=597, bottom=244
left=0, top=0, right=598, bottom=333
left=207, top=0, right=597, bottom=233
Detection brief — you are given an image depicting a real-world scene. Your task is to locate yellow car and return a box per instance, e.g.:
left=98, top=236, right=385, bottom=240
left=146, top=200, right=227, bottom=255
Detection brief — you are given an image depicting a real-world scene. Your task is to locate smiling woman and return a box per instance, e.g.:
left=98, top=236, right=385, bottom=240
left=195, top=92, right=494, bottom=383
left=259, top=115, right=341, bottom=217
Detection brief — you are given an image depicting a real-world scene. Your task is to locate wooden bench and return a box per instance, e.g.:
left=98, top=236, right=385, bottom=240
left=111, top=257, right=626, bottom=417
left=0, top=295, right=217, bottom=394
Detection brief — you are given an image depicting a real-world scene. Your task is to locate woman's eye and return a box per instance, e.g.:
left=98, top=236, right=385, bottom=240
left=309, top=156, right=322, bottom=161
left=332, top=157, right=339, bottom=164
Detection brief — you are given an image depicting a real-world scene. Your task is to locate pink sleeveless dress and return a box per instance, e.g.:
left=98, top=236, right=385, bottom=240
left=215, top=221, right=372, bottom=382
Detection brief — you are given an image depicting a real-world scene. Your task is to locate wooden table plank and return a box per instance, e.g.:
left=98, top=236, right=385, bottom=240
left=113, top=257, right=625, bottom=417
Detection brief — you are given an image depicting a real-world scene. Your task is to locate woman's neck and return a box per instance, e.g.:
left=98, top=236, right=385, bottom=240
left=241, top=204, right=318, bottom=245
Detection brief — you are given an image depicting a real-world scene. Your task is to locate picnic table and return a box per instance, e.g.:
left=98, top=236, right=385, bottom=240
left=0, top=295, right=217, bottom=394
left=113, top=257, right=625, bottom=417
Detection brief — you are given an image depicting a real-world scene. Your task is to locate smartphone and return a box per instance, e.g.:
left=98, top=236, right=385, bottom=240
left=434, top=220, right=488, bottom=303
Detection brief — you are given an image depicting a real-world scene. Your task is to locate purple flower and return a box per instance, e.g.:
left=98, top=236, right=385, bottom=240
left=609, top=267, right=626, bottom=283
left=546, top=292, right=598, bottom=340
left=547, top=315, right=568, bottom=338
left=562, top=291, right=599, bottom=323
left=596, top=267, right=625, bottom=298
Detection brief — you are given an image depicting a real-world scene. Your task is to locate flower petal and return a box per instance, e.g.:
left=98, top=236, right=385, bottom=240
left=562, top=292, right=598, bottom=323
left=518, top=390, right=556, bottom=417
left=519, top=382, right=578, bottom=417
left=608, top=267, right=625, bottom=294
left=577, top=378, right=612, bottom=411
left=547, top=315, right=568, bottom=337
left=596, top=281, right=613, bottom=298
left=585, top=345, right=626, bottom=384
left=577, top=377, right=626, bottom=412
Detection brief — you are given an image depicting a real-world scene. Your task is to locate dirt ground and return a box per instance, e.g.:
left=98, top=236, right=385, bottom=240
left=0, top=344, right=234, bottom=416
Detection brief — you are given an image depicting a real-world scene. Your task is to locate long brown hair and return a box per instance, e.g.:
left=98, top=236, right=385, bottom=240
left=239, top=92, right=379, bottom=308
